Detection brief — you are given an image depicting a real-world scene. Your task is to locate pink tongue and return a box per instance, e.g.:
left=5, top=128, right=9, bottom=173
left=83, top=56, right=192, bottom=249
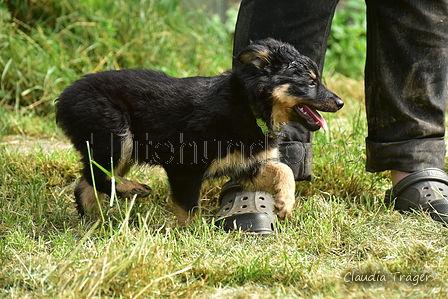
left=299, top=105, right=328, bottom=130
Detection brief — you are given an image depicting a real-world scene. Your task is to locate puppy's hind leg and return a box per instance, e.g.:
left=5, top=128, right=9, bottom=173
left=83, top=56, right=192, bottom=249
left=75, top=155, right=114, bottom=216
left=113, top=130, right=152, bottom=199
left=75, top=130, right=127, bottom=216
left=74, top=177, right=107, bottom=216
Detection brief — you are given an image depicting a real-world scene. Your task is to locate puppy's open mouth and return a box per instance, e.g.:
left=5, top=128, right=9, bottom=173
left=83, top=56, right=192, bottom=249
left=294, top=105, right=328, bottom=131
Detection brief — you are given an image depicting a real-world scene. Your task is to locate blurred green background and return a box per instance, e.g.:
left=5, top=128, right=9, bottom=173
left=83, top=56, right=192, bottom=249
left=0, top=0, right=366, bottom=115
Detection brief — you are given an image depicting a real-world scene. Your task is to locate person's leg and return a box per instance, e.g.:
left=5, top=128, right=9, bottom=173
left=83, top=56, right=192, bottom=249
left=233, top=0, right=340, bottom=181
left=365, top=0, right=448, bottom=173
left=365, top=0, right=448, bottom=223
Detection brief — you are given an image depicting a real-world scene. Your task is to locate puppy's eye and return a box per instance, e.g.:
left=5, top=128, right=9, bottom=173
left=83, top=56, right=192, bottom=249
left=308, top=80, right=316, bottom=88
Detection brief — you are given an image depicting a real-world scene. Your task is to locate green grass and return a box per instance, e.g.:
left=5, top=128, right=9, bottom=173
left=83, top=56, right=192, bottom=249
left=1, top=0, right=448, bottom=298
left=2, top=110, right=448, bottom=298
left=325, top=0, right=366, bottom=79
left=2, top=80, right=448, bottom=299
left=0, top=0, right=234, bottom=115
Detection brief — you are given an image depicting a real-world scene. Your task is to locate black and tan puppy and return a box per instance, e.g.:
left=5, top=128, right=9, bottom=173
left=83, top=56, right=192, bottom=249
left=56, top=38, right=343, bottom=224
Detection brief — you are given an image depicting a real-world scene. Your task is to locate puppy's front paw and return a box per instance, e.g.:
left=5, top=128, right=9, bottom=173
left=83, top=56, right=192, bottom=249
left=274, top=196, right=295, bottom=219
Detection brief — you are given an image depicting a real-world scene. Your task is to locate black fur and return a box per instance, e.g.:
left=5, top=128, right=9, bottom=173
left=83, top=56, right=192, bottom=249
left=56, top=38, right=343, bottom=216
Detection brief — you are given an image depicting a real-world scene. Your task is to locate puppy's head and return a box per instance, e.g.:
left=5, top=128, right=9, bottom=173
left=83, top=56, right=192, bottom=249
left=237, top=38, right=343, bottom=131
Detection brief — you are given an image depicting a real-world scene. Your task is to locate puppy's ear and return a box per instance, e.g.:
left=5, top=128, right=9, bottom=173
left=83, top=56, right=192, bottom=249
left=237, top=44, right=272, bottom=68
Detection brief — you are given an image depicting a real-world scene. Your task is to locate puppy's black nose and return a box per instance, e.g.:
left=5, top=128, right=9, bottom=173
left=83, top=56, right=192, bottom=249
left=335, top=97, right=344, bottom=110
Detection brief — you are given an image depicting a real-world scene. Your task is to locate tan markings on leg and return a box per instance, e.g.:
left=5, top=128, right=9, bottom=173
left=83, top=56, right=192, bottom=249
left=206, top=148, right=274, bottom=178
left=75, top=178, right=106, bottom=215
left=170, top=203, right=197, bottom=226
left=206, top=147, right=295, bottom=218
left=108, top=129, right=151, bottom=199
left=240, top=149, right=295, bottom=219
left=116, top=128, right=133, bottom=175
left=207, top=149, right=246, bottom=176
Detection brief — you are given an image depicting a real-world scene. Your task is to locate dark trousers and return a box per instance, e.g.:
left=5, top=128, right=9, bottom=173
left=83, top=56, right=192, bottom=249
left=233, top=0, right=448, bottom=175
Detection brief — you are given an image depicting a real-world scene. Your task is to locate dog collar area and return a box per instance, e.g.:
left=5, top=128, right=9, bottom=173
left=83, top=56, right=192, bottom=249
left=256, top=118, right=281, bottom=139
